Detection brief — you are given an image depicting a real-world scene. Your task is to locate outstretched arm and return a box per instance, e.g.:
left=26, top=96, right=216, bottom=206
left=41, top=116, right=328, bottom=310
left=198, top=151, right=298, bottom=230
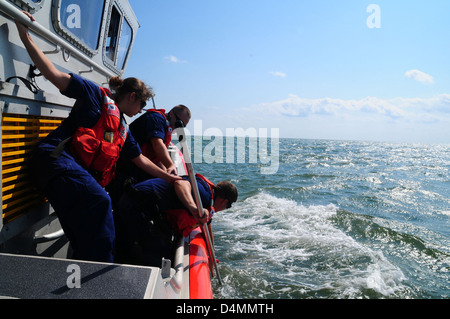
left=15, top=11, right=71, bottom=92
left=132, top=154, right=181, bottom=184
left=173, top=179, right=209, bottom=224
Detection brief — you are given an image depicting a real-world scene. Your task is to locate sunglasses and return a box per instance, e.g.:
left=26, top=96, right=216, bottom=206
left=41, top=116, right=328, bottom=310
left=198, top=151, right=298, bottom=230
left=172, top=111, right=185, bottom=128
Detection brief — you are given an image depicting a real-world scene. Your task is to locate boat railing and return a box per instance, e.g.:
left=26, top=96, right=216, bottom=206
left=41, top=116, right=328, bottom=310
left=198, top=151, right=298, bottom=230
left=161, top=237, right=184, bottom=296
left=33, top=228, right=65, bottom=244
left=0, top=0, right=115, bottom=79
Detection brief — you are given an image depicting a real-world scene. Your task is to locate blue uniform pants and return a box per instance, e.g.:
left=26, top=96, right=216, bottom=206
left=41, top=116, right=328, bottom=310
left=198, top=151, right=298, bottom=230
left=30, top=146, right=115, bottom=263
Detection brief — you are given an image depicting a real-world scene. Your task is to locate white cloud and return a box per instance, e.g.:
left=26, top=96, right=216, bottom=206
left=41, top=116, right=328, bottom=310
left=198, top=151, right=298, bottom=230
left=254, top=94, right=450, bottom=121
left=196, top=94, right=450, bottom=143
left=164, top=55, right=187, bottom=63
left=405, top=69, right=434, bottom=84
left=270, top=71, right=287, bottom=78
left=256, top=95, right=402, bottom=118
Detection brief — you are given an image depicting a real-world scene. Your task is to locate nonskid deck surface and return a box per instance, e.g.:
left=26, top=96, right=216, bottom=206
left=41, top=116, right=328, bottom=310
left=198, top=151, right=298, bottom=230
left=0, top=253, right=158, bottom=299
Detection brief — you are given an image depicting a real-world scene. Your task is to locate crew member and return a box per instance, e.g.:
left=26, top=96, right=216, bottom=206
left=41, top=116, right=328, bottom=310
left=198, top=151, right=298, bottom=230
left=131, top=105, right=191, bottom=176
left=15, top=11, right=181, bottom=263
left=107, top=105, right=191, bottom=208
left=114, top=176, right=238, bottom=266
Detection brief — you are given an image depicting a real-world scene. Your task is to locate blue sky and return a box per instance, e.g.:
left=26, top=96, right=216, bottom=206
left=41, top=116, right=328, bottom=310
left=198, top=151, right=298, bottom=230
left=125, top=0, right=450, bottom=144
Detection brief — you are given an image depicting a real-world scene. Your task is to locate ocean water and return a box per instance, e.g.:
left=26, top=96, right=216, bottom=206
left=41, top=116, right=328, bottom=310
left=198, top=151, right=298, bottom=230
left=191, top=138, right=449, bottom=299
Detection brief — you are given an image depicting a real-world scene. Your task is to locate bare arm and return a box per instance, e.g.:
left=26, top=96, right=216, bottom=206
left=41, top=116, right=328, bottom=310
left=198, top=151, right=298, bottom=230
left=15, top=11, right=71, bottom=92
left=150, top=137, right=177, bottom=175
left=173, top=179, right=209, bottom=224
left=132, top=154, right=181, bottom=184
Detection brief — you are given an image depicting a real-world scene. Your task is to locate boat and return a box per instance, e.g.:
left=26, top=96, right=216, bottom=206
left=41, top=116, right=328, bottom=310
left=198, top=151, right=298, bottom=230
left=0, top=0, right=215, bottom=299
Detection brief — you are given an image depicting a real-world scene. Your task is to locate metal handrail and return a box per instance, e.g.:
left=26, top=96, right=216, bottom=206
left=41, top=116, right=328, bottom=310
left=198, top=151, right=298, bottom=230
left=33, top=229, right=65, bottom=244
left=176, top=126, right=223, bottom=285
left=167, top=237, right=185, bottom=294
left=0, top=0, right=115, bottom=79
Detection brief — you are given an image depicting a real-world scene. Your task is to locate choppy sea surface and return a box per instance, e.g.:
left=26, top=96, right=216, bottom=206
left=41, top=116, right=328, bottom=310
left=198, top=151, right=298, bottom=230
left=191, top=138, right=449, bottom=299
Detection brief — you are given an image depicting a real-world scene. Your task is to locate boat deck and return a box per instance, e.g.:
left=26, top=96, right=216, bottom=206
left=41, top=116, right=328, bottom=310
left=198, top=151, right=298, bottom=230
left=0, top=253, right=161, bottom=299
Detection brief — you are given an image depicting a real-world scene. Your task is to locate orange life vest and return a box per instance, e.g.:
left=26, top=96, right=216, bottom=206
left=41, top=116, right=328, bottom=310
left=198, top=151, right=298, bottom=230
left=139, top=109, right=172, bottom=164
left=166, top=174, right=215, bottom=237
left=69, top=87, right=128, bottom=187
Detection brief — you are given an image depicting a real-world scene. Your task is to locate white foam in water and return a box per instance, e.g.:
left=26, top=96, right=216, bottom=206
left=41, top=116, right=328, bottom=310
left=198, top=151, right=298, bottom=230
left=215, top=193, right=407, bottom=298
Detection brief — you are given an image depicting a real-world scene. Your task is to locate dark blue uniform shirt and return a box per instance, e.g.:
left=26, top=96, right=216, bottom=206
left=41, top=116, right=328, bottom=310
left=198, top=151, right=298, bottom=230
left=129, top=110, right=168, bottom=145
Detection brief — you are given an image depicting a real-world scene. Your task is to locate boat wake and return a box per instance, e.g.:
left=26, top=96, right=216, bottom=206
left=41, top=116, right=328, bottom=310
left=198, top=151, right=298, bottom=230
left=213, top=193, right=407, bottom=299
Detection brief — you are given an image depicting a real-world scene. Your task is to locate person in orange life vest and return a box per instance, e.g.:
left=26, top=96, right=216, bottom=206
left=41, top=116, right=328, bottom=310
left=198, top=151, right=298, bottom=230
left=131, top=105, right=191, bottom=176
left=16, top=11, right=181, bottom=263
left=114, top=175, right=238, bottom=266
